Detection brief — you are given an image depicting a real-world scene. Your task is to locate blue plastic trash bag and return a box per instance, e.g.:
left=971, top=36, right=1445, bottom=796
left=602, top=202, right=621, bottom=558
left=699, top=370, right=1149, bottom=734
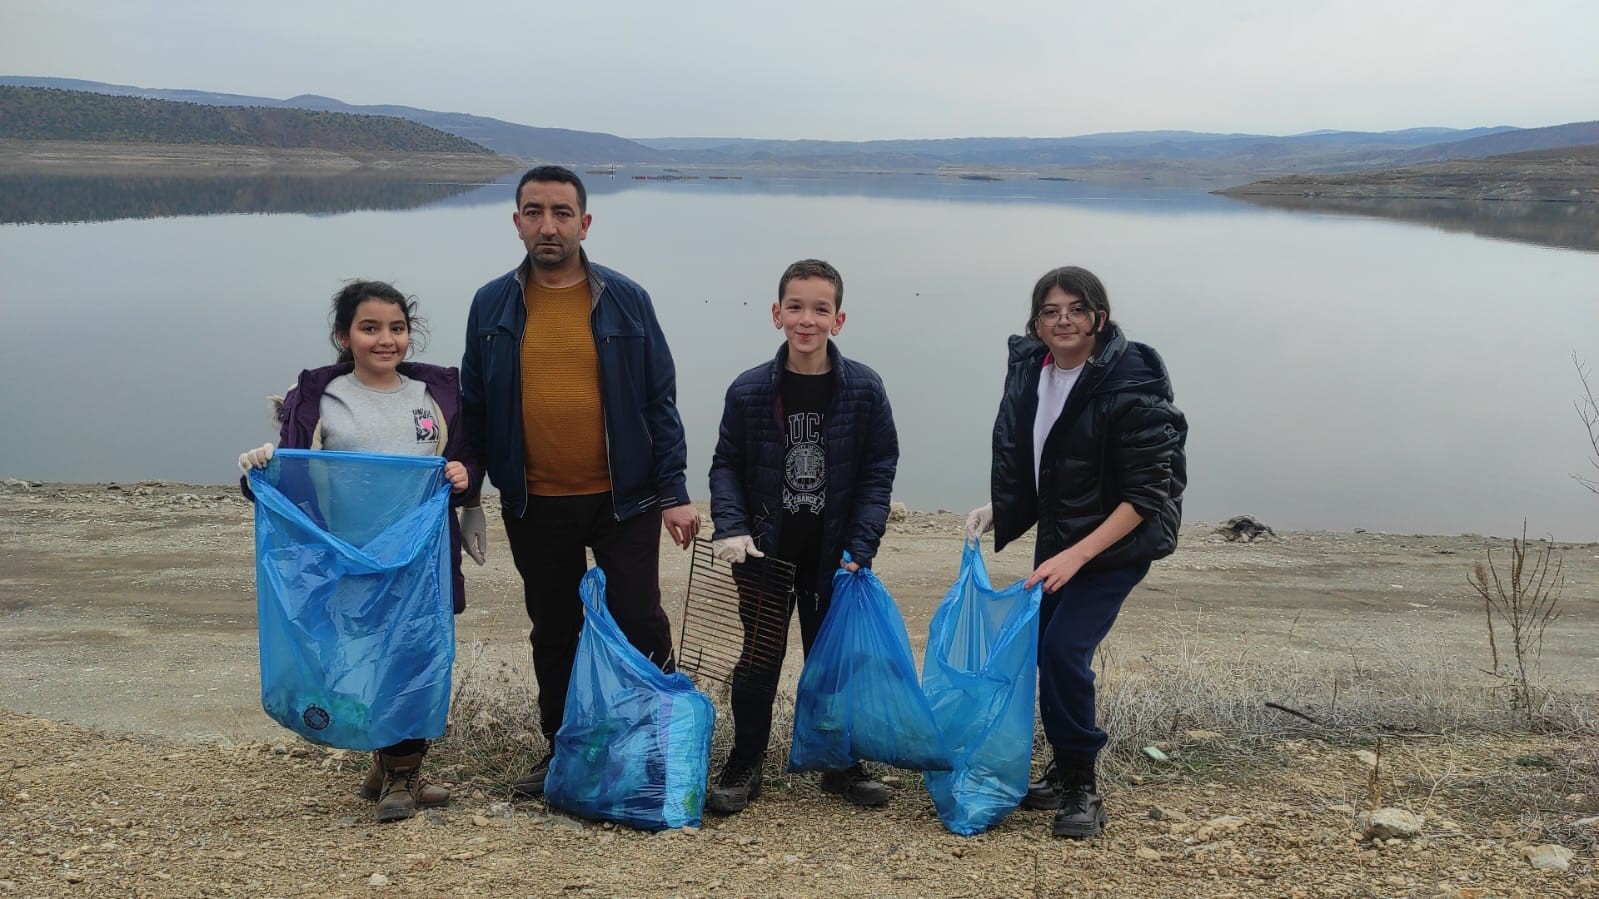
left=250, top=449, right=454, bottom=750
left=922, top=541, right=1042, bottom=835
left=789, top=558, right=953, bottom=773
left=545, top=567, right=715, bottom=831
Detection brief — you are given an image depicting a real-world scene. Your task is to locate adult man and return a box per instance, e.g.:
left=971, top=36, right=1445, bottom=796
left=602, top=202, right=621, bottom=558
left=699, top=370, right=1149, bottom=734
left=460, top=165, right=701, bottom=799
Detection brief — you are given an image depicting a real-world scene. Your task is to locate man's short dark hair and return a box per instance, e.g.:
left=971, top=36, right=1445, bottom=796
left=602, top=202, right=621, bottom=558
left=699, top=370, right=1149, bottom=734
left=515, top=165, right=587, bottom=212
left=778, top=259, right=844, bottom=309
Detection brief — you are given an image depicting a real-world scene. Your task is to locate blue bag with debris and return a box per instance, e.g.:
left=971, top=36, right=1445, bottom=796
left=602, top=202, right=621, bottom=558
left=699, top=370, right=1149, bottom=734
left=250, top=449, right=453, bottom=750
left=788, top=558, right=953, bottom=773
left=545, top=567, right=715, bottom=830
left=922, top=541, right=1042, bottom=834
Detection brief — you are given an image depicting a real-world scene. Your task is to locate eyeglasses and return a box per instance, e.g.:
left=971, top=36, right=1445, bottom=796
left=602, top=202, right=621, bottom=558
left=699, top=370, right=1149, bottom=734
left=1037, top=307, right=1094, bottom=327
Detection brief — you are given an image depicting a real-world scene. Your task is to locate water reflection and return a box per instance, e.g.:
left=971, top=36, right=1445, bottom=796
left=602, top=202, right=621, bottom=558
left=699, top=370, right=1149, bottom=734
left=0, top=174, right=488, bottom=225
left=1221, top=194, right=1599, bottom=254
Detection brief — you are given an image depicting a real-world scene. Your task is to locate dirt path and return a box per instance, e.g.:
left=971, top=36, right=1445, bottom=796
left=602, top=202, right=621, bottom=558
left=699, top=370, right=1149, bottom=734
left=1, top=480, right=1596, bottom=895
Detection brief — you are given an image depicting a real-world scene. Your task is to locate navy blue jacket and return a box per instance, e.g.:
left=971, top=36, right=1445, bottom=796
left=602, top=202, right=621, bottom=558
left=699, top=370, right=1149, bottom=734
left=709, top=342, right=899, bottom=600
left=460, top=253, right=691, bottom=520
left=991, top=323, right=1187, bottom=569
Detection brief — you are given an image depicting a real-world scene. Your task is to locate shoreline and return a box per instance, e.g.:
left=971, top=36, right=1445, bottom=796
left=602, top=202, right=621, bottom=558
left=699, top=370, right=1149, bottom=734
left=0, top=138, right=524, bottom=177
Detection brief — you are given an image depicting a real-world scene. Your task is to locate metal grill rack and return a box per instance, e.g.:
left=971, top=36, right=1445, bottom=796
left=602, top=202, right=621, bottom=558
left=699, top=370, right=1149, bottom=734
left=676, top=537, right=797, bottom=691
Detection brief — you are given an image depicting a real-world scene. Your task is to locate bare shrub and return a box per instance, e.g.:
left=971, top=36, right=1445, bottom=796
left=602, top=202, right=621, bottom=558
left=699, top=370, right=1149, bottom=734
left=1576, top=353, right=1599, bottom=496
left=1467, top=525, right=1565, bottom=725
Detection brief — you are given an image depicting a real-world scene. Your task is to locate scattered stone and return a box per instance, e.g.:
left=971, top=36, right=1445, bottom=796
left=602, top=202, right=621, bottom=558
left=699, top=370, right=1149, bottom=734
left=1354, top=750, right=1379, bottom=769
left=1215, top=515, right=1276, bottom=542
left=1135, top=846, right=1161, bottom=861
left=888, top=501, right=908, bottom=522
left=2, top=478, right=32, bottom=490
left=471, top=815, right=490, bottom=827
left=1522, top=844, right=1573, bottom=871
left=368, top=872, right=390, bottom=887
left=1142, top=746, right=1170, bottom=762
left=13, top=792, right=29, bottom=802
left=1357, top=807, right=1423, bottom=840
left=1573, top=815, right=1599, bottom=828
left=486, top=801, right=513, bottom=817
left=1148, top=806, right=1189, bottom=823
left=270, top=743, right=289, bottom=755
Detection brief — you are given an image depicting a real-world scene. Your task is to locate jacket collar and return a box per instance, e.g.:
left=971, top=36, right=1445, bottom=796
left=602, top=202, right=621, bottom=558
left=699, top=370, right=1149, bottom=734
left=768, top=340, right=846, bottom=387
left=512, top=249, right=606, bottom=310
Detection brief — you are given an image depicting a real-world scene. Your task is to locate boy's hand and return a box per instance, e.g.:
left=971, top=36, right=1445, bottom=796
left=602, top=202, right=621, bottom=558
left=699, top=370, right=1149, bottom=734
left=964, top=502, right=993, bottom=541
left=841, top=557, right=860, bottom=572
left=712, top=535, right=763, bottom=564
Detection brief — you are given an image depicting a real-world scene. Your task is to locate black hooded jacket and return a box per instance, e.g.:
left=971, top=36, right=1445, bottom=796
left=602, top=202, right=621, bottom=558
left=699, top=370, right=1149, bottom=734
left=990, top=323, right=1187, bottom=569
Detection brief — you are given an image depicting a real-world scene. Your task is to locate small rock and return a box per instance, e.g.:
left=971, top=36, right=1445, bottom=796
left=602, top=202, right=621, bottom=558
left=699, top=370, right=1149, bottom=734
left=1354, top=750, right=1379, bottom=769
left=1572, top=815, right=1599, bottom=828
left=271, top=743, right=289, bottom=755
left=887, top=501, right=907, bottom=522
left=486, top=801, right=513, bottom=817
left=368, top=872, right=390, bottom=887
left=471, top=815, right=490, bottom=827
left=1216, top=515, right=1275, bottom=542
left=680, top=825, right=700, bottom=835
left=1148, top=806, right=1189, bottom=823
left=1358, top=807, right=1423, bottom=840
left=1522, top=844, right=1573, bottom=871
left=13, top=792, right=29, bottom=802
left=2, top=478, right=31, bottom=490
left=1135, top=846, right=1161, bottom=861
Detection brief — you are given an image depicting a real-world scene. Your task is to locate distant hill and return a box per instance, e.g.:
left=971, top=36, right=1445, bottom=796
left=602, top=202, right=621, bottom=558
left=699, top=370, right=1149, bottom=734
left=0, top=77, right=667, bottom=164
left=2, top=76, right=1581, bottom=179
left=1396, top=121, right=1599, bottom=163
left=0, top=86, right=492, bottom=154
left=1216, top=142, right=1599, bottom=203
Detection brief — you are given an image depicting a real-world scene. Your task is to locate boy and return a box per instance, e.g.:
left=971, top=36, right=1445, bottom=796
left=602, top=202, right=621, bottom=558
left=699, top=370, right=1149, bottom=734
left=705, top=258, right=899, bottom=815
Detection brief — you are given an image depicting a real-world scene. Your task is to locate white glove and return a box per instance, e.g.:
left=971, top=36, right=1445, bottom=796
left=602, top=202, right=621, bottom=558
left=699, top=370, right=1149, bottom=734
left=237, top=443, right=274, bottom=473
left=965, top=502, right=994, bottom=541
left=712, top=535, right=764, bottom=565
left=460, top=505, right=487, bottom=565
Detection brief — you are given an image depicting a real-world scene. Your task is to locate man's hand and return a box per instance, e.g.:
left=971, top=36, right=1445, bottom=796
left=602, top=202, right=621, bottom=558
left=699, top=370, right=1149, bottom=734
left=712, top=535, right=763, bottom=565
left=444, top=461, right=469, bottom=494
left=661, top=503, right=702, bottom=549
left=238, top=443, right=274, bottom=473
left=460, top=505, right=487, bottom=565
left=964, top=502, right=994, bottom=542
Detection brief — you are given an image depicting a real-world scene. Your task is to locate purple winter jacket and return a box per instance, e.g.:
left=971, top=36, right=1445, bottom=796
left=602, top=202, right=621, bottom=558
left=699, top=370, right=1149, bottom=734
left=240, top=362, right=483, bottom=612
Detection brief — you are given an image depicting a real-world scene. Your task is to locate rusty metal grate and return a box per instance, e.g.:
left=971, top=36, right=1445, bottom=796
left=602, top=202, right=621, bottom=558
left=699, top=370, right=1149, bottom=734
left=677, top=537, right=796, bottom=691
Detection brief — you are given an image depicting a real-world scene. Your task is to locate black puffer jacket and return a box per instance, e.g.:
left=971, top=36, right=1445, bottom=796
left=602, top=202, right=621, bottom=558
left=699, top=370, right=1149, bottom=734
left=709, top=342, right=899, bottom=599
left=991, top=323, right=1187, bottom=569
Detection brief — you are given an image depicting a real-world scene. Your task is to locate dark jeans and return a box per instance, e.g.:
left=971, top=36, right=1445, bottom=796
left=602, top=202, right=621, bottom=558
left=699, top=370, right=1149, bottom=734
left=728, top=570, right=826, bottom=762
left=502, top=492, right=675, bottom=741
left=382, top=739, right=428, bottom=756
left=1037, top=560, right=1150, bottom=762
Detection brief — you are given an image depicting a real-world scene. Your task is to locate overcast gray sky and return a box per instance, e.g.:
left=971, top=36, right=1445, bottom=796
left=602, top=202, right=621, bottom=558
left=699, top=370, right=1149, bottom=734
left=5, top=0, right=1595, bottom=140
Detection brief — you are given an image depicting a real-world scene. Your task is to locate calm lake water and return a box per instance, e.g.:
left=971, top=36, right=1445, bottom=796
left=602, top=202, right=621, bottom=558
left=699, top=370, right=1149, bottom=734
left=3, top=172, right=1597, bottom=540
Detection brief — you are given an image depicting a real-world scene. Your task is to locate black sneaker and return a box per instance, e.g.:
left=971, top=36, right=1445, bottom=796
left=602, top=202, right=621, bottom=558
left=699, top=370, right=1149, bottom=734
left=706, top=754, right=764, bottom=815
left=1051, top=781, right=1107, bottom=838
left=819, top=763, right=889, bottom=807
left=1021, top=760, right=1064, bottom=810
left=510, top=752, right=553, bottom=799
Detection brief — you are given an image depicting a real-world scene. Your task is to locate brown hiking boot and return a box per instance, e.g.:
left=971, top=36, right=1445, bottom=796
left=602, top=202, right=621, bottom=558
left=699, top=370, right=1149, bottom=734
left=360, top=752, right=449, bottom=806
left=375, top=752, right=450, bottom=823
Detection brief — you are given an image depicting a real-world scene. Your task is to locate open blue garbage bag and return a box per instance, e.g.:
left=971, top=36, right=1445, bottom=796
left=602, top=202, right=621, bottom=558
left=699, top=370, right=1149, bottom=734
left=789, top=559, right=953, bottom=773
left=250, top=449, right=453, bottom=750
left=545, top=567, right=715, bottom=831
left=922, top=541, right=1042, bottom=834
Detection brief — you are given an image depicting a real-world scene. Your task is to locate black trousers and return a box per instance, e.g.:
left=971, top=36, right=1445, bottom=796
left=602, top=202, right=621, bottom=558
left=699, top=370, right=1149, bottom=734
left=502, top=492, right=676, bottom=741
left=1036, top=560, right=1150, bottom=763
left=728, top=567, right=826, bottom=762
